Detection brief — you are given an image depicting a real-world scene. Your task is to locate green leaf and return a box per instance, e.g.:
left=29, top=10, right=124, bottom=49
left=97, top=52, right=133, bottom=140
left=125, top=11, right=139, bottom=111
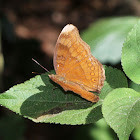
left=122, top=20, right=140, bottom=84
left=102, top=88, right=140, bottom=140
left=132, top=124, right=140, bottom=140
left=81, top=17, right=139, bottom=64
left=90, top=119, right=116, bottom=140
left=130, top=81, right=140, bottom=92
left=0, top=66, right=128, bottom=125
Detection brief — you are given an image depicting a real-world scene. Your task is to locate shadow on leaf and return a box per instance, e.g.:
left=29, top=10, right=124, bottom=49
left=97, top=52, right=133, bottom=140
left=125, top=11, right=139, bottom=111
left=20, top=66, right=127, bottom=124
left=20, top=73, right=102, bottom=124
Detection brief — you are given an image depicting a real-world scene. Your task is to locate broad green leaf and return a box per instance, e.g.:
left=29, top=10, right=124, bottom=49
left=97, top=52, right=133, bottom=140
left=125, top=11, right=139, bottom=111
left=122, top=20, right=140, bottom=84
left=130, top=81, right=140, bottom=92
left=102, top=88, right=140, bottom=140
left=132, top=124, right=140, bottom=140
left=81, top=17, right=139, bottom=64
left=90, top=119, right=117, bottom=140
left=0, top=66, right=127, bottom=124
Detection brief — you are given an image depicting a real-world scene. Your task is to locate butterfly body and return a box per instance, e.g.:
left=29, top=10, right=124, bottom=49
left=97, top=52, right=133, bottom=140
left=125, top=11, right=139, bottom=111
left=49, top=24, right=105, bottom=102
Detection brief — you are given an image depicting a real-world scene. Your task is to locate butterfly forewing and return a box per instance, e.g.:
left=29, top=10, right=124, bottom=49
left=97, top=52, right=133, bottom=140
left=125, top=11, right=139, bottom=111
left=53, top=25, right=105, bottom=92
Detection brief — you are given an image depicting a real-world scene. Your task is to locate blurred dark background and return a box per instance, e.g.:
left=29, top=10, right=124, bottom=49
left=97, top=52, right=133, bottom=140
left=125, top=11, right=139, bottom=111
left=0, top=0, right=140, bottom=140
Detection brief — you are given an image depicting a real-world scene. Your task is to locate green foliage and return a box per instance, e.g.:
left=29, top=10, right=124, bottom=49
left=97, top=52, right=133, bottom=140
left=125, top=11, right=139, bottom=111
left=102, top=88, right=140, bottom=140
left=130, top=81, right=140, bottom=92
left=90, top=119, right=117, bottom=140
left=122, top=20, right=140, bottom=84
left=101, top=19, right=140, bottom=140
left=1, top=17, right=140, bottom=140
left=132, top=124, right=140, bottom=140
left=81, top=17, right=139, bottom=64
left=0, top=66, right=127, bottom=125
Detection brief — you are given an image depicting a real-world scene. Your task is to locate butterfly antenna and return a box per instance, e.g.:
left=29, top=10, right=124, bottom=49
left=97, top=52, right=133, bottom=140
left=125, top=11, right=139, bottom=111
left=32, top=58, right=50, bottom=73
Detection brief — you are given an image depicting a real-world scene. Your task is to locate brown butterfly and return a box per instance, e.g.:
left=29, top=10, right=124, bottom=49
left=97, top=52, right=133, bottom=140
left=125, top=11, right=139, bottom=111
left=48, top=24, right=105, bottom=102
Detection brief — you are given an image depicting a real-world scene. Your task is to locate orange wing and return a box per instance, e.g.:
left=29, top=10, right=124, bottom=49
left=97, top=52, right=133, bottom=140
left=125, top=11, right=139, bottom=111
left=53, top=24, right=105, bottom=92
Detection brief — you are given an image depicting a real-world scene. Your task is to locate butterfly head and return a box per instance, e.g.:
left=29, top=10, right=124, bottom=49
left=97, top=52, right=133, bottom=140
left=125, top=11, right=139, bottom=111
left=48, top=74, right=65, bottom=83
